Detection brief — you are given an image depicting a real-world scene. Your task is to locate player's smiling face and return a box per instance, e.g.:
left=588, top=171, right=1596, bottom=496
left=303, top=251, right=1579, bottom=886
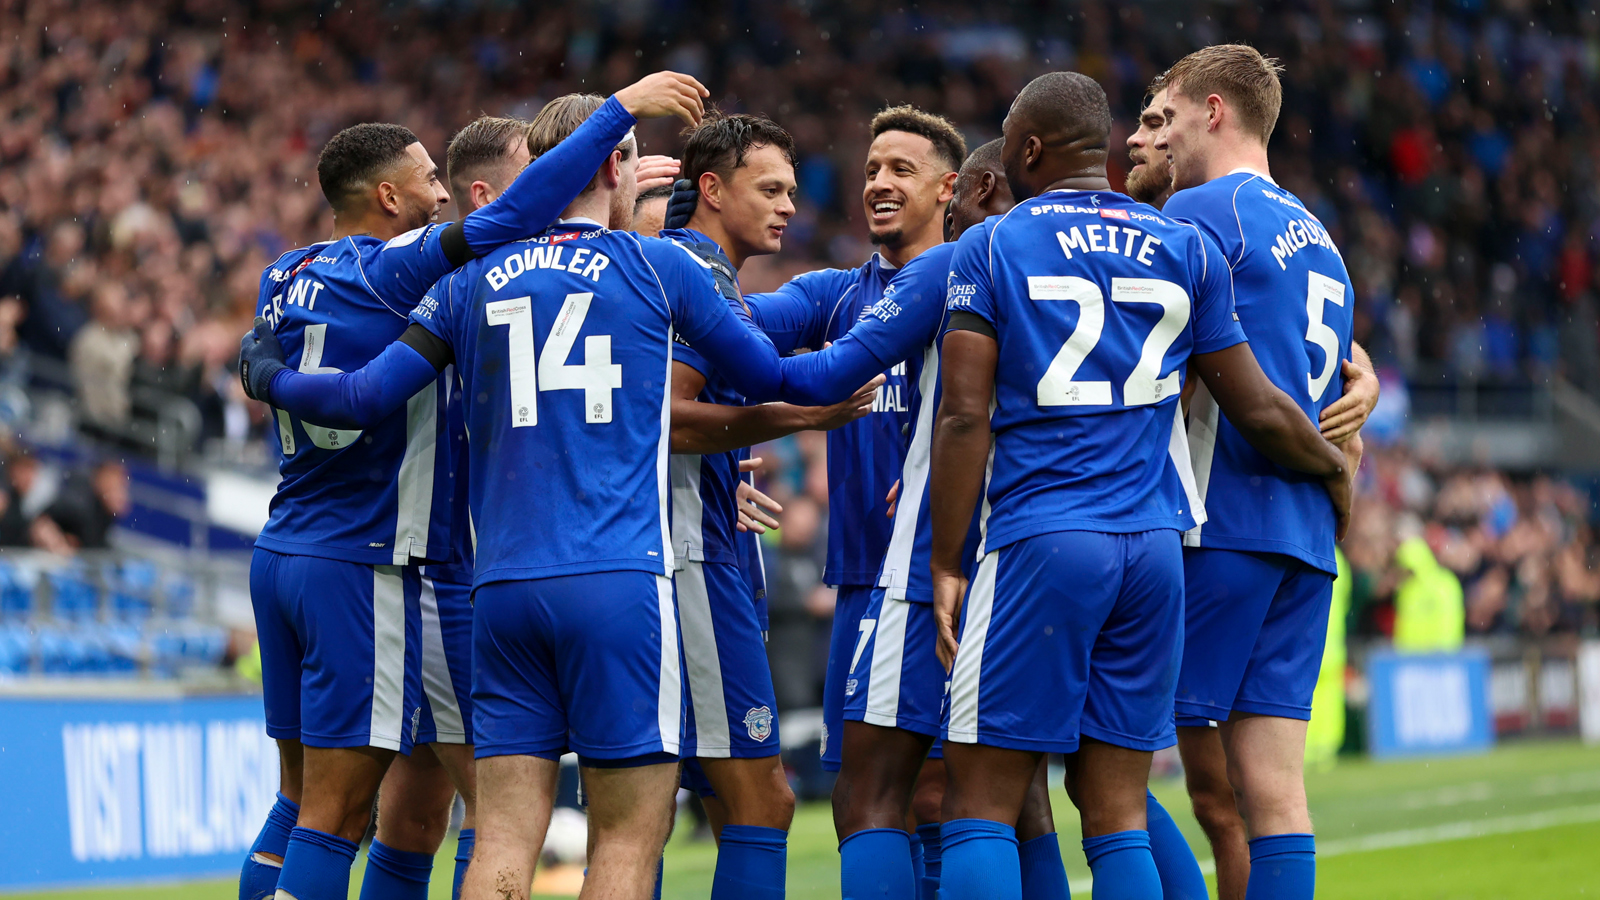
left=1126, top=88, right=1173, bottom=205
left=1155, top=87, right=1209, bottom=193
left=718, top=143, right=797, bottom=257
left=863, top=130, right=952, bottom=248
left=393, top=142, right=450, bottom=232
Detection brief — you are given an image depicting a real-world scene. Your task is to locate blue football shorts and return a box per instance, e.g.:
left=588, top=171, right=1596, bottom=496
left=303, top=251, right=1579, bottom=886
left=843, top=587, right=948, bottom=742
left=471, top=571, right=684, bottom=764
left=944, top=530, right=1183, bottom=754
left=250, top=547, right=422, bottom=752
left=677, top=559, right=779, bottom=759
left=1175, top=547, right=1334, bottom=723
left=821, top=584, right=876, bottom=771
left=415, top=569, right=473, bottom=745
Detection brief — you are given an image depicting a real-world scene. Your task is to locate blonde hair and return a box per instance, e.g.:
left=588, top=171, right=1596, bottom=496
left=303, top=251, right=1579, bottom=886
left=526, top=94, right=635, bottom=192
left=1164, top=44, right=1285, bottom=145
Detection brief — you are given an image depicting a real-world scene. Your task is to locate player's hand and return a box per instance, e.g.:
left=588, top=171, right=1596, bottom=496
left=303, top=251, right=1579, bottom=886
left=664, top=178, right=698, bottom=230
left=885, top=479, right=900, bottom=518
left=635, top=155, right=681, bottom=193
left=806, top=375, right=884, bottom=432
left=614, top=72, right=709, bottom=126
left=239, top=316, right=287, bottom=404
left=1326, top=432, right=1362, bottom=542
left=1320, top=358, right=1380, bottom=442
left=933, top=570, right=967, bottom=672
left=735, top=457, right=783, bottom=533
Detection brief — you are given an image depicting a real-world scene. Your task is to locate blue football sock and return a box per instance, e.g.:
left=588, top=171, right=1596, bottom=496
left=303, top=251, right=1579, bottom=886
left=452, top=829, right=475, bottom=900
left=275, top=827, right=359, bottom=900
left=914, top=822, right=942, bottom=900
left=840, top=828, right=916, bottom=900
left=1019, top=833, right=1071, bottom=900
left=1146, top=791, right=1209, bottom=900
left=713, top=824, right=788, bottom=900
left=358, top=839, right=432, bottom=900
left=941, top=819, right=1021, bottom=900
left=909, top=832, right=925, bottom=898
left=239, top=792, right=298, bottom=900
left=1246, top=833, right=1315, bottom=900
left=1081, top=831, right=1161, bottom=900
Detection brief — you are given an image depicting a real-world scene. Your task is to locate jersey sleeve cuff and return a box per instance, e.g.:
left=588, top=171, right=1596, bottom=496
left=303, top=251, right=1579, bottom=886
left=671, top=338, right=714, bottom=379
left=1192, top=330, right=1248, bottom=355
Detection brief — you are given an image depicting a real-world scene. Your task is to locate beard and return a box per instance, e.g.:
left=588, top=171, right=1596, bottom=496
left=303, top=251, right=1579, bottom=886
left=1125, top=161, right=1173, bottom=207
left=869, top=226, right=903, bottom=247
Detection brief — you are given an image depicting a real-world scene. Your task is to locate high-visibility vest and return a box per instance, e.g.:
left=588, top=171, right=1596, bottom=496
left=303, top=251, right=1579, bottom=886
left=1392, top=537, right=1465, bottom=652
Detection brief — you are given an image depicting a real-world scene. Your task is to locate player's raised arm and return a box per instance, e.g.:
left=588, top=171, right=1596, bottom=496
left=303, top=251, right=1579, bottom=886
left=669, top=359, right=881, bottom=455
left=370, top=72, right=709, bottom=305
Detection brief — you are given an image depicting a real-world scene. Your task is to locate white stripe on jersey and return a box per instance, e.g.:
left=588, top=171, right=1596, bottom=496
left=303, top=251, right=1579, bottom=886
left=862, top=593, right=911, bottom=729
left=369, top=566, right=408, bottom=751
left=1168, top=400, right=1207, bottom=532
left=655, top=574, right=683, bottom=755
left=878, top=341, right=941, bottom=597
left=946, top=549, right=998, bottom=743
left=670, top=456, right=706, bottom=564
left=676, top=560, right=730, bottom=756
left=417, top=576, right=465, bottom=743
left=392, top=383, right=439, bottom=564
left=974, top=397, right=998, bottom=558
left=1183, top=380, right=1222, bottom=547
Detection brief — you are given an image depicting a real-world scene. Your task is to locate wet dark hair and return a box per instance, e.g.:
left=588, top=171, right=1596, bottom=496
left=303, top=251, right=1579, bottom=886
left=316, top=123, right=419, bottom=213
left=635, top=183, right=674, bottom=211
left=681, top=110, right=798, bottom=187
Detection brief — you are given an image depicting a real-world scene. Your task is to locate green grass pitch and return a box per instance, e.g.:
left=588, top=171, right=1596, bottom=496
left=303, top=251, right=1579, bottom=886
left=9, top=740, right=1599, bottom=899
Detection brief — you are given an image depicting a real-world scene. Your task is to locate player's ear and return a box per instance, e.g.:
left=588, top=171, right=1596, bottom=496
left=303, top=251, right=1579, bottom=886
left=1207, top=93, right=1225, bottom=132
left=697, top=171, right=723, bottom=212
left=470, top=180, right=495, bottom=210
left=1024, top=135, right=1043, bottom=172
left=936, top=170, right=958, bottom=205
left=976, top=171, right=996, bottom=206
left=603, top=149, right=626, bottom=189
left=375, top=179, right=402, bottom=217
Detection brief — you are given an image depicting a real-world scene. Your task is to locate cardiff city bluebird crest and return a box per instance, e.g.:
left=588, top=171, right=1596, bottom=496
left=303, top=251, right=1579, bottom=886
left=744, top=706, right=774, bottom=742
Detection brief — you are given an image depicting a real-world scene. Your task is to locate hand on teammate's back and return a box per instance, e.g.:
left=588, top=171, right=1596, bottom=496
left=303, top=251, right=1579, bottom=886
left=239, top=317, right=287, bottom=403
left=1320, top=357, right=1380, bottom=442
left=1326, top=432, right=1363, bottom=541
left=614, top=71, right=710, bottom=125
left=735, top=457, right=783, bottom=534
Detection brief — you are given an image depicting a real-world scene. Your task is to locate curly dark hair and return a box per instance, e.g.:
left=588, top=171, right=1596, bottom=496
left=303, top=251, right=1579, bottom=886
left=315, top=122, right=419, bottom=213
left=870, top=105, right=967, bottom=173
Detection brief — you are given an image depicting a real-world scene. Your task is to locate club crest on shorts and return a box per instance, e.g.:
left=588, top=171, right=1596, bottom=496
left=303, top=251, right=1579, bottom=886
left=744, top=706, right=773, bottom=742
left=411, top=707, right=422, bottom=741
left=819, top=723, right=828, bottom=757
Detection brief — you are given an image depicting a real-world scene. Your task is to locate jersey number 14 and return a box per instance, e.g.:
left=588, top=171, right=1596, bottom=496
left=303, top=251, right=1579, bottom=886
left=486, top=292, right=623, bottom=426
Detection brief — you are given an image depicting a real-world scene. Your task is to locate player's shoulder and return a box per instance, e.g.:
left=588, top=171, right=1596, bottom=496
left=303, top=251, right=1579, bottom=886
left=261, top=240, right=338, bottom=284
left=905, top=240, right=958, bottom=273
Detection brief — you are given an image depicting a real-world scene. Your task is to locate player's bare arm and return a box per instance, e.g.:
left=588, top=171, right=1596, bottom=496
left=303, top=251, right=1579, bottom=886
left=669, top=360, right=884, bottom=455
left=1318, top=341, right=1378, bottom=442
left=927, top=328, right=998, bottom=670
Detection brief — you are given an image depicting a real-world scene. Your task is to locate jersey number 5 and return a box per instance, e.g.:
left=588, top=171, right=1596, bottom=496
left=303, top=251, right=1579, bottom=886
left=1033, top=276, right=1190, bottom=408
left=486, top=292, right=623, bottom=427
left=1304, top=271, right=1347, bottom=402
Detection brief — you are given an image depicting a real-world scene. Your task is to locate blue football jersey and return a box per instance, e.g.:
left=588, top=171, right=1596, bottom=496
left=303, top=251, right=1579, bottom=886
left=409, top=219, right=744, bottom=586
left=662, top=227, right=753, bottom=571
left=1166, top=170, right=1354, bottom=575
left=424, top=366, right=474, bottom=587
left=255, top=229, right=461, bottom=565
left=947, top=190, right=1247, bottom=554
left=746, top=254, right=923, bottom=586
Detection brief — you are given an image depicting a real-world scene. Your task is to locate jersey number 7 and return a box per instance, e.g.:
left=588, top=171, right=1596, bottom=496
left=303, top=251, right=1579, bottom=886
left=1033, top=276, right=1190, bottom=408
left=486, top=292, right=623, bottom=427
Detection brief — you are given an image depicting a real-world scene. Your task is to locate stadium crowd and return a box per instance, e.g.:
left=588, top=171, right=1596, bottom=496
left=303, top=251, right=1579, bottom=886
left=2, top=0, right=1598, bottom=620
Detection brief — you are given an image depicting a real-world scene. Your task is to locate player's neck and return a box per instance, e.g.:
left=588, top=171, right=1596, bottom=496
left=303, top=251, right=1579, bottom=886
left=877, top=215, right=945, bottom=268
left=684, top=211, right=748, bottom=271
left=559, top=191, right=611, bottom=230
left=330, top=210, right=408, bottom=243
left=1202, top=139, right=1271, bottom=184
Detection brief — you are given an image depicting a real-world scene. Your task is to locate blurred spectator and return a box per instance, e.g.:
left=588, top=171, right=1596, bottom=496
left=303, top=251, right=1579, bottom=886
left=41, top=460, right=129, bottom=550
left=69, top=282, right=137, bottom=431
left=765, top=493, right=830, bottom=712
left=1391, top=536, right=1464, bottom=652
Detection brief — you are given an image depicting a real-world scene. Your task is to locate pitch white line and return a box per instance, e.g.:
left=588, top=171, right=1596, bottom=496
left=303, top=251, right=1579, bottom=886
left=1074, top=803, right=1600, bottom=895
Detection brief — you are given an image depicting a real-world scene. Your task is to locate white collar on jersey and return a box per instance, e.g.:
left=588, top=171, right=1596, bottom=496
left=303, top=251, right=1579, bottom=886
left=869, top=252, right=900, bottom=271
left=556, top=216, right=606, bottom=229
left=1227, top=167, right=1278, bottom=186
